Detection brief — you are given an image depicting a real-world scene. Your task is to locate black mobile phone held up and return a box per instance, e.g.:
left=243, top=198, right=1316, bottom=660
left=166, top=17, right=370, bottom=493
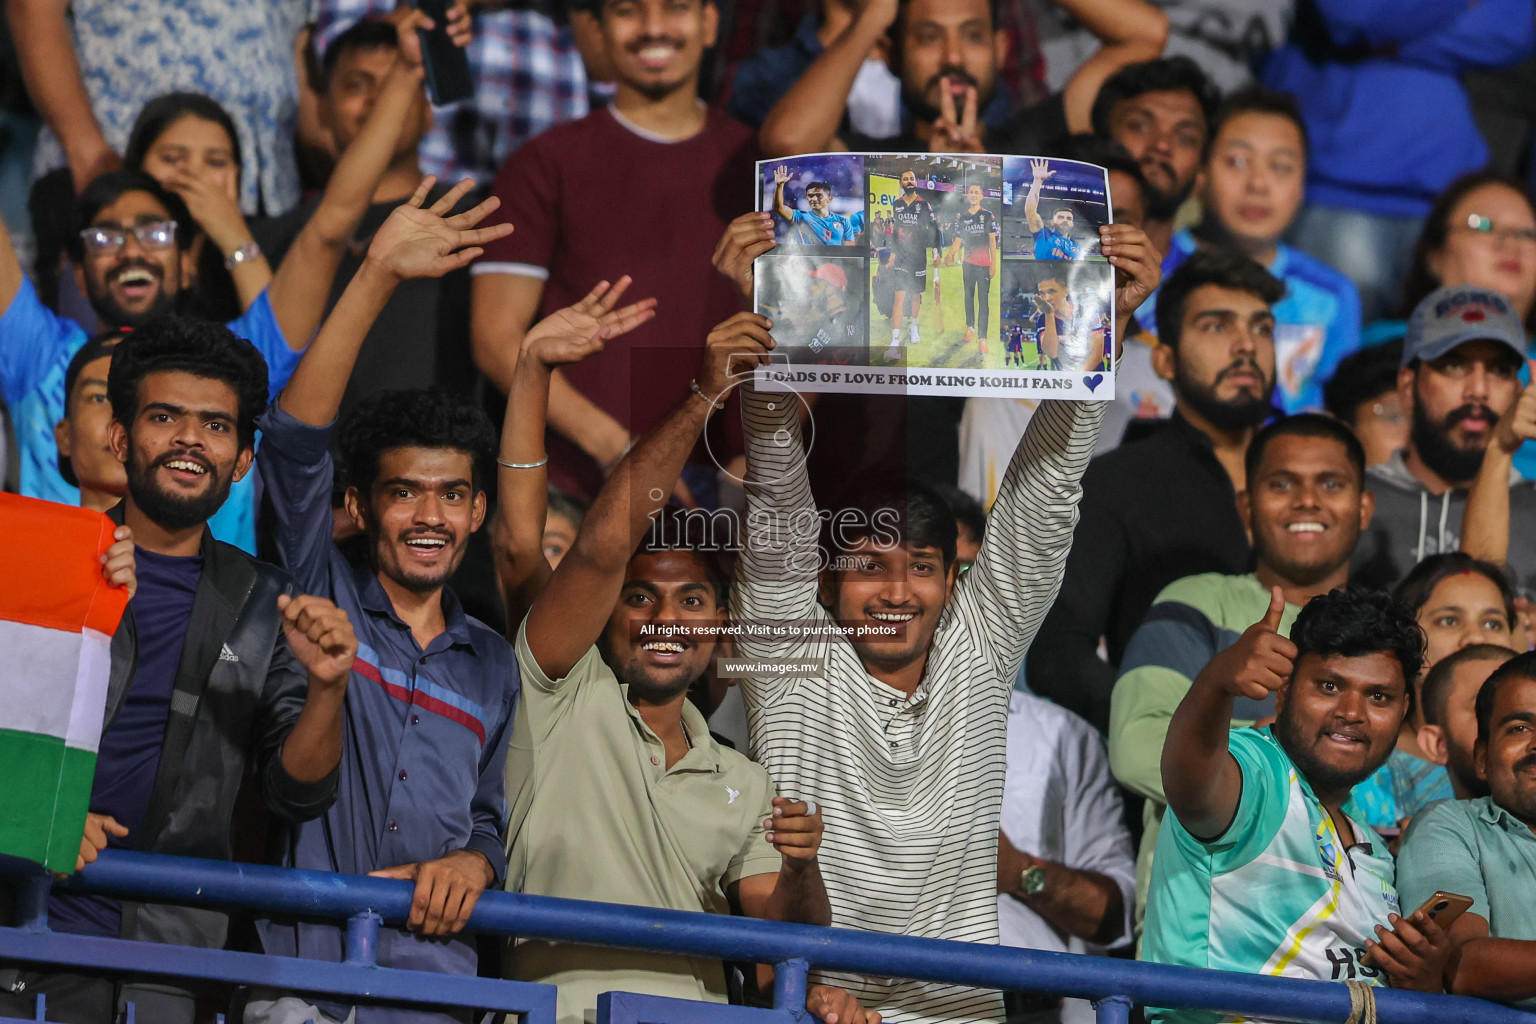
left=412, top=0, right=475, bottom=106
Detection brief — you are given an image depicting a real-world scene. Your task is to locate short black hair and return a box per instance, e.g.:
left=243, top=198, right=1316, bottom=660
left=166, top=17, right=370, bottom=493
left=1244, top=412, right=1366, bottom=488
left=106, top=315, right=268, bottom=450
left=1291, top=586, right=1425, bottom=700
left=337, top=387, right=498, bottom=496
left=1208, top=85, right=1309, bottom=159
left=1090, top=56, right=1220, bottom=147
left=932, top=483, right=986, bottom=546
left=1053, top=134, right=1147, bottom=199
left=58, top=330, right=129, bottom=487
left=70, top=169, right=193, bottom=263
left=125, top=92, right=243, bottom=178
left=1475, top=650, right=1536, bottom=746
left=320, top=18, right=400, bottom=90
left=571, top=0, right=715, bottom=17
left=1322, top=340, right=1403, bottom=425
left=1154, top=248, right=1285, bottom=350
left=1423, top=643, right=1515, bottom=728
left=807, top=180, right=833, bottom=195
left=547, top=485, right=589, bottom=530
left=822, top=477, right=959, bottom=569
left=633, top=505, right=731, bottom=605
left=1392, top=552, right=1517, bottom=629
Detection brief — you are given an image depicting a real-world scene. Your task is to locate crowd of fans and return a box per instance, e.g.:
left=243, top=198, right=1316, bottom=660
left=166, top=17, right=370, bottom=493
left=5, top=1, right=1536, bottom=1023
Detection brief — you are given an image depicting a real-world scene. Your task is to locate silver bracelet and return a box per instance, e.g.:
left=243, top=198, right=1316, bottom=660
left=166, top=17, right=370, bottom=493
left=497, top=456, right=548, bottom=470
left=224, top=238, right=261, bottom=269
left=690, top=378, right=721, bottom=411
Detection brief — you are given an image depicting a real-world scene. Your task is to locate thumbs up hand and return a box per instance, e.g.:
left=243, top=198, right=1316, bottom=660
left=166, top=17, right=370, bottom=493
left=1195, top=586, right=1298, bottom=702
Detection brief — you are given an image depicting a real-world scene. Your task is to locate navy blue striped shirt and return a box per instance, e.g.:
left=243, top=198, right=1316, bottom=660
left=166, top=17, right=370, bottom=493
left=254, top=404, right=518, bottom=1024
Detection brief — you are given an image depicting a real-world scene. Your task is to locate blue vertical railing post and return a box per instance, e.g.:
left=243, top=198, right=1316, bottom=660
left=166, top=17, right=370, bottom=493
left=1093, top=994, right=1133, bottom=1024
left=773, top=957, right=809, bottom=1019
left=344, top=912, right=383, bottom=966
left=16, top=875, right=49, bottom=933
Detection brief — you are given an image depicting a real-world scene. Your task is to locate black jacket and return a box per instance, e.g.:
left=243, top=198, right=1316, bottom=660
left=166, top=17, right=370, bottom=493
left=101, top=505, right=340, bottom=952
left=1026, top=414, right=1253, bottom=732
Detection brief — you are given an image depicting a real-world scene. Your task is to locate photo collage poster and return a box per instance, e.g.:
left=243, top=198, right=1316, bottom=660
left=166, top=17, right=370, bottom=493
left=753, top=152, right=1116, bottom=399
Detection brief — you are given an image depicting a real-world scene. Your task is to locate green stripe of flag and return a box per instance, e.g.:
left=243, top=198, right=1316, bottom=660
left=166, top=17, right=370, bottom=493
left=0, top=729, right=98, bottom=873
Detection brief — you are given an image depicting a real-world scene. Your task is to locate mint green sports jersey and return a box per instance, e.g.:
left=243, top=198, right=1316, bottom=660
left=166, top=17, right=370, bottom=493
left=1143, top=727, right=1401, bottom=1024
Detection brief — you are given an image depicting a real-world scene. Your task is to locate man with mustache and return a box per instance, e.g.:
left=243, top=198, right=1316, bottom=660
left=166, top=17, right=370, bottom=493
left=246, top=178, right=526, bottom=1024
left=1028, top=250, right=1283, bottom=733
left=1088, top=56, right=1218, bottom=261
left=758, top=0, right=1171, bottom=161
left=1352, top=286, right=1536, bottom=597
left=1398, top=651, right=1536, bottom=1004
left=472, top=0, right=757, bottom=503
left=0, top=315, right=358, bottom=1024
left=1109, top=413, right=1376, bottom=926
left=1143, top=585, right=1450, bottom=1017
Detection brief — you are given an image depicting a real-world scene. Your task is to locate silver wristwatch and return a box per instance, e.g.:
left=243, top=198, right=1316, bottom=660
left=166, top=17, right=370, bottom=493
left=224, top=239, right=261, bottom=269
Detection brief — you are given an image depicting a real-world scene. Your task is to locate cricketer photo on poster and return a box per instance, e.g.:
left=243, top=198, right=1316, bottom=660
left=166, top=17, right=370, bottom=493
left=754, top=152, right=1115, bottom=400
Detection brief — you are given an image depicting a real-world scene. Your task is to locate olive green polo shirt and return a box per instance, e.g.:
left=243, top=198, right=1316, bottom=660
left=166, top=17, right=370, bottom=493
left=505, top=623, right=783, bottom=1024
left=1398, top=796, right=1536, bottom=1007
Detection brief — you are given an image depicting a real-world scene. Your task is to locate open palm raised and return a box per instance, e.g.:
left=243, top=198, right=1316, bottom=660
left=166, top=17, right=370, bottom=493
left=523, top=276, right=659, bottom=368
left=366, top=176, right=514, bottom=281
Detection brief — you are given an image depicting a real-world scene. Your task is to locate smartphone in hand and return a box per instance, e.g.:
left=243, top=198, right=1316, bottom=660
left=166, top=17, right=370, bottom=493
left=1360, top=891, right=1473, bottom=968
left=412, top=0, right=475, bottom=106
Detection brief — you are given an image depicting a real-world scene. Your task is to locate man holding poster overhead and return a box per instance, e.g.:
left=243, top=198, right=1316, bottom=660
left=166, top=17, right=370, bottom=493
left=726, top=212, right=1162, bottom=1024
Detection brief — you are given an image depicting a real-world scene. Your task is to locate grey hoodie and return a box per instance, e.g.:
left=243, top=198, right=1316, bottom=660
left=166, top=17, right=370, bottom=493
left=1353, top=449, right=1536, bottom=597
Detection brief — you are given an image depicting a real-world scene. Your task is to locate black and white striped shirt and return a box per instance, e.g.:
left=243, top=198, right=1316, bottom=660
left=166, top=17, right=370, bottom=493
left=732, top=386, right=1104, bottom=1023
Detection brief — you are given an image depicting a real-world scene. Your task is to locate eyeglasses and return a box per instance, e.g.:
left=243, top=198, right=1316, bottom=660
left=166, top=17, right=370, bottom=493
left=78, top=220, right=179, bottom=254
left=1459, top=214, right=1536, bottom=245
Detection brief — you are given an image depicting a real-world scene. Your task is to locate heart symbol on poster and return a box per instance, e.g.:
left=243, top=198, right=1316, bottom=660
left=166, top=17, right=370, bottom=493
left=1083, top=374, right=1104, bottom=392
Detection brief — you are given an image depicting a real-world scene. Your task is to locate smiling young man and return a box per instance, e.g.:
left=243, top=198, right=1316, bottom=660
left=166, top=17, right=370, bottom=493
left=472, top=0, right=757, bottom=502
left=1353, top=285, right=1536, bottom=596
left=493, top=298, right=833, bottom=1024
left=248, top=179, right=522, bottom=1024
left=730, top=206, right=1163, bottom=1022
left=0, top=316, right=358, bottom=1024
left=1108, top=414, right=1375, bottom=923
left=1130, top=87, right=1362, bottom=413
left=1398, top=652, right=1536, bottom=1004
left=1143, top=585, right=1450, bottom=1019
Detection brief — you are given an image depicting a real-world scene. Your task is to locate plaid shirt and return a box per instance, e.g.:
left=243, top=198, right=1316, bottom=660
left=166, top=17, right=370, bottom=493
left=314, top=0, right=591, bottom=185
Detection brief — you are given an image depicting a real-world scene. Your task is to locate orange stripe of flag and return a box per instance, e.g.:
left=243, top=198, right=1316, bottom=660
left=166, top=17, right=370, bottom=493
left=0, top=494, right=130, bottom=637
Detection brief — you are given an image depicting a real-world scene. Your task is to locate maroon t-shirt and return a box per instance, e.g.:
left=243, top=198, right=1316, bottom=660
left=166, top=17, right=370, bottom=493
left=478, top=105, right=758, bottom=498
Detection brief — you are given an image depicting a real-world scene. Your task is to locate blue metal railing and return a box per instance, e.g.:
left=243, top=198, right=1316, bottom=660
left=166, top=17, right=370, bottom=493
left=2, top=849, right=1533, bottom=1024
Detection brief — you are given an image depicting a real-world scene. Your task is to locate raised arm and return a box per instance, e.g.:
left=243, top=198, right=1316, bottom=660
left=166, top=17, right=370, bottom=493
left=266, top=9, right=437, bottom=353
left=523, top=313, right=774, bottom=680
left=8, top=0, right=120, bottom=192
left=759, top=0, right=895, bottom=156
left=1052, top=0, right=1170, bottom=134
left=772, top=165, right=797, bottom=223
left=1161, top=588, right=1294, bottom=839
left=1461, top=367, right=1536, bottom=565
left=492, top=278, right=658, bottom=634
left=1024, top=159, right=1052, bottom=234
left=278, top=178, right=510, bottom=426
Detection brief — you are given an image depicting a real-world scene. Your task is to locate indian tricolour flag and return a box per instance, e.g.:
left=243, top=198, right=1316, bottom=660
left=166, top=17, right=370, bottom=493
left=0, top=494, right=130, bottom=872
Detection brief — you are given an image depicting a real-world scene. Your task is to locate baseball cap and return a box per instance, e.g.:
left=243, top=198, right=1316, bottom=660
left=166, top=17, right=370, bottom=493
left=1402, top=286, right=1528, bottom=368
left=807, top=263, right=848, bottom=290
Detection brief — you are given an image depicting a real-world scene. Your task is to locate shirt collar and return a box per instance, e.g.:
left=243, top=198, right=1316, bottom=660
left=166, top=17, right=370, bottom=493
left=1476, top=795, right=1536, bottom=836
left=355, top=562, right=477, bottom=654
left=619, top=685, right=724, bottom=773
left=1260, top=727, right=1375, bottom=849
